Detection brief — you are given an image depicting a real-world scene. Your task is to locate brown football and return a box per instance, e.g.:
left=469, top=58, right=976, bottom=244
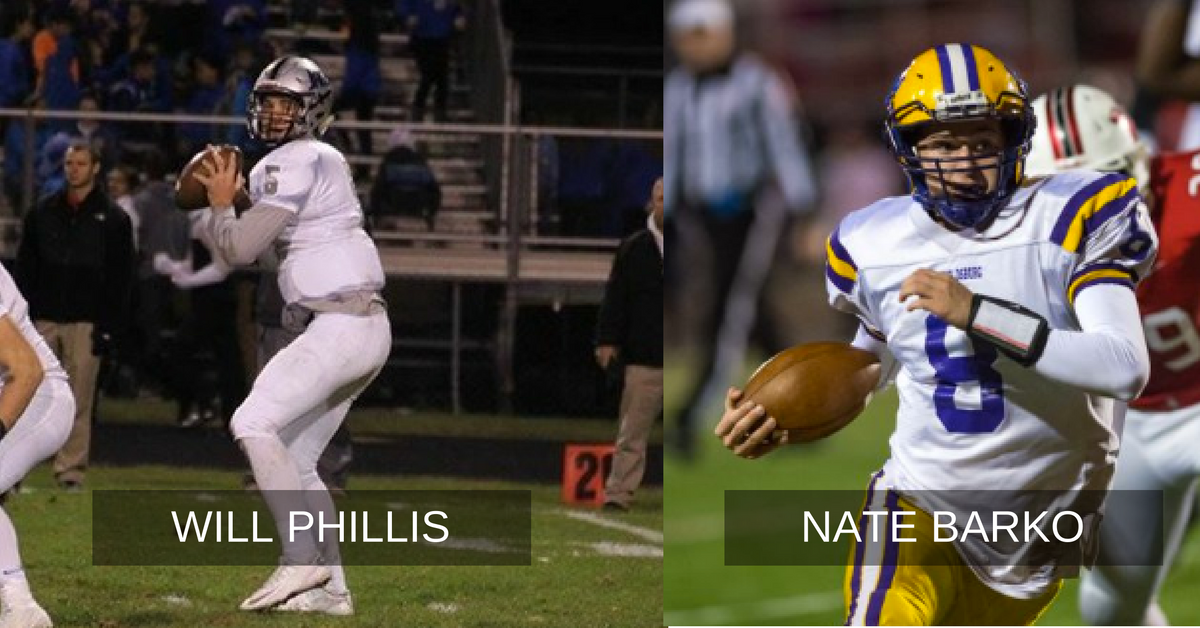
left=175, top=145, right=252, bottom=211
left=742, top=342, right=881, bottom=442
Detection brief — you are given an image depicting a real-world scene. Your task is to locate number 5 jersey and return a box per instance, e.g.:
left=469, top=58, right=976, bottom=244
left=824, top=170, right=1158, bottom=598
left=248, top=137, right=386, bottom=308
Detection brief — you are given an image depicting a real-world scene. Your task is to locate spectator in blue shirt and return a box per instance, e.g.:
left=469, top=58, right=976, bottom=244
left=396, top=0, right=465, bottom=122
left=0, top=2, right=35, bottom=111
left=335, top=0, right=383, bottom=163
left=109, top=1, right=154, bottom=65
left=223, top=42, right=263, bottom=148
left=36, top=132, right=71, bottom=197
left=107, top=47, right=170, bottom=147
left=178, top=53, right=226, bottom=156
left=3, top=98, right=52, bottom=215
left=42, top=92, right=120, bottom=177
left=35, top=8, right=82, bottom=122
left=205, top=0, right=265, bottom=59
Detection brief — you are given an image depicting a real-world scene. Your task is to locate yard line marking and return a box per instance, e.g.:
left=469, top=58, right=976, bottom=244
left=587, top=541, right=662, bottom=558
left=558, top=510, right=663, bottom=544
left=663, top=591, right=843, bottom=625
left=418, top=536, right=521, bottom=554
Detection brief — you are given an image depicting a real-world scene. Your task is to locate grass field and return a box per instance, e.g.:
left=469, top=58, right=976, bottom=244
left=664, top=364, right=1200, bottom=626
left=0, top=407, right=662, bottom=627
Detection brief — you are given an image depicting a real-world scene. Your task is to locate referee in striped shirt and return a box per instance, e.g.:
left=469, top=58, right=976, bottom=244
left=665, top=0, right=817, bottom=458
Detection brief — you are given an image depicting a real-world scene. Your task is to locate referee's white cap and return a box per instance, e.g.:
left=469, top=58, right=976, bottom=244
left=668, top=0, right=734, bottom=32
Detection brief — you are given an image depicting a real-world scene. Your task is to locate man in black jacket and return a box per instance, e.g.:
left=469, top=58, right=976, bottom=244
left=595, top=178, right=664, bottom=512
left=15, top=141, right=133, bottom=490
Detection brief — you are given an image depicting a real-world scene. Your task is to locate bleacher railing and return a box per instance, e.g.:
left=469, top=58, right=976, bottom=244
left=0, top=109, right=661, bottom=241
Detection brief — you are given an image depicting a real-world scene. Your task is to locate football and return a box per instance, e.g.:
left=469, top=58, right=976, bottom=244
left=742, top=342, right=880, bottom=442
left=175, top=145, right=252, bottom=212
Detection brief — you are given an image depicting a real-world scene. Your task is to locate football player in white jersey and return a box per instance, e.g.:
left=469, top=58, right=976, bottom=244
left=0, top=265, right=74, bottom=628
left=1027, top=84, right=1200, bottom=626
left=193, top=55, right=390, bottom=615
left=716, top=44, right=1157, bottom=624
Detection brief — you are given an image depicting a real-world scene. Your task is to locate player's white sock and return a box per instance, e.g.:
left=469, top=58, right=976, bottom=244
left=0, top=567, right=34, bottom=607
left=241, top=436, right=321, bottom=564
left=1144, top=602, right=1169, bottom=626
left=327, top=565, right=348, bottom=595
left=0, top=507, right=25, bottom=588
left=302, top=477, right=348, bottom=594
left=0, top=569, right=28, bottom=598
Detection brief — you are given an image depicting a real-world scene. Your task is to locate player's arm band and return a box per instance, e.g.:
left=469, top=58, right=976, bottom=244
left=966, top=294, right=1050, bottom=367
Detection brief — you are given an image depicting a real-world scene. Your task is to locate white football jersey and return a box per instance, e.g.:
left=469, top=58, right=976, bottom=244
left=249, top=138, right=385, bottom=306
left=0, top=265, right=66, bottom=387
left=826, top=171, right=1158, bottom=597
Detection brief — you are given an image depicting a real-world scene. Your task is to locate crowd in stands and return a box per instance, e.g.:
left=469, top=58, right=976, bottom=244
left=0, top=0, right=661, bottom=240
left=0, top=0, right=278, bottom=211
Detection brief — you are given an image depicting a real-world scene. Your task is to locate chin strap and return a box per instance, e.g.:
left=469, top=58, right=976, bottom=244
left=967, top=294, right=1050, bottom=367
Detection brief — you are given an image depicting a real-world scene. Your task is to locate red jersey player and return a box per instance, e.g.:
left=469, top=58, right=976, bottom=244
left=1133, top=148, right=1200, bottom=410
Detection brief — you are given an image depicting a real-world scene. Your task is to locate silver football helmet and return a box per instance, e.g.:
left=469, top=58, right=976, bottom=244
left=247, top=56, right=334, bottom=146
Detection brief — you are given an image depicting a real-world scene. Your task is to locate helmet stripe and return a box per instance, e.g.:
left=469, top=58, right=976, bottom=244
left=1051, top=88, right=1074, bottom=157
left=1044, top=94, right=1064, bottom=160
left=1064, top=85, right=1085, bottom=157
left=961, top=44, right=980, bottom=91
left=268, top=56, right=292, bottom=80
left=943, top=44, right=972, bottom=94
left=935, top=45, right=955, bottom=93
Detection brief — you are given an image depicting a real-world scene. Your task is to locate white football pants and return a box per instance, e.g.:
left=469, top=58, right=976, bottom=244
left=1079, top=403, right=1200, bottom=625
left=231, top=310, right=390, bottom=568
left=0, top=376, right=73, bottom=578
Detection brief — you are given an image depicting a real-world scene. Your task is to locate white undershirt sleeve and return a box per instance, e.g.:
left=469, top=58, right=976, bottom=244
left=205, top=203, right=292, bottom=266
left=1032, top=283, right=1150, bottom=401
left=172, top=259, right=231, bottom=289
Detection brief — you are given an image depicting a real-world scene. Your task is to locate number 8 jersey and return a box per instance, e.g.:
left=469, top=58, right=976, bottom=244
left=825, top=170, right=1156, bottom=540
